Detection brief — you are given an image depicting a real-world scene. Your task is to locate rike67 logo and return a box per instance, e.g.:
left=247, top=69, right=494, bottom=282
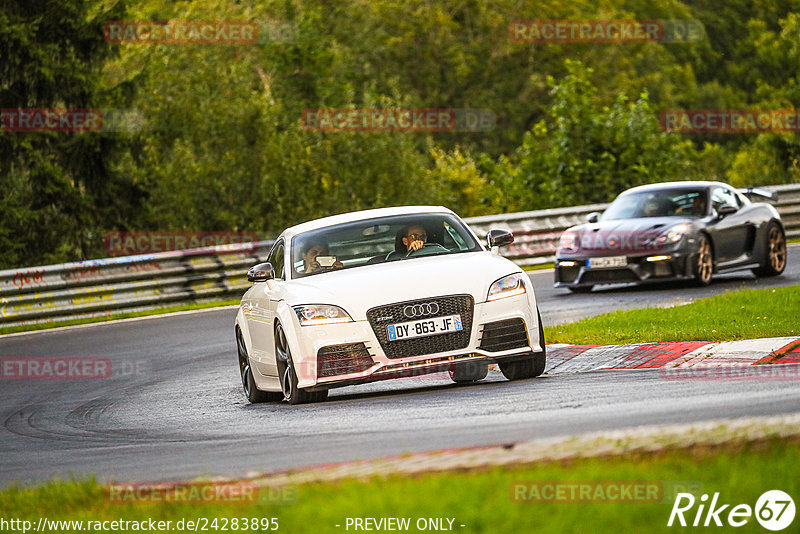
left=668, top=490, right=795, bottom=530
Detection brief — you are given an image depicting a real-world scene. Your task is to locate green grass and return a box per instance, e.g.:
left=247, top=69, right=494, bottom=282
left=521, top=262, right=554, bottom=271
left=0, top=299, right=239, bottom=336
left=1, top=438, right=797, bottom=533
left=545, top=284, right=800, bottom=345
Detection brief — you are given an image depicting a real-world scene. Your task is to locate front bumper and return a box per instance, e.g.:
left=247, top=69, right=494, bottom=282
left=291, top=293, right=542, bottom=389
left=554, top=250, right=694, bottom=288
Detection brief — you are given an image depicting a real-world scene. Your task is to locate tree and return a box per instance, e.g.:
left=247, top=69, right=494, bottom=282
left=0, top=0, right=145, bottom=268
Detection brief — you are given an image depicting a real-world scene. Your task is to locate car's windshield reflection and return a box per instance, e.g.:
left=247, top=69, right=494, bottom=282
left=290, top=213, right=481, bottom=278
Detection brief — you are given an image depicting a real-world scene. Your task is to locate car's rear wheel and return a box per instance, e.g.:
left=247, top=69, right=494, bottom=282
left=237, top=329, right=277, bottom=403
left=448, top=361, right=488, bottom=383
left=275, top=323, right=328, bottom=405
left=692, top=234, right=713, bottom=286
left=499, top=308, right=546, bottom=380
left=753, top=222, right=787, bottom=277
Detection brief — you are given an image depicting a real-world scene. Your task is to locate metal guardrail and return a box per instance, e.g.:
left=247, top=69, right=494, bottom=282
left=0, top=242, right=274, bottom=328
left=2, top=184, right=798, bottom=328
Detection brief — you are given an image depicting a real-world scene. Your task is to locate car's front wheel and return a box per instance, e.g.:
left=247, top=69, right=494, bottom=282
left=567, top=285, right=593, bottom=293
left=499, top=309, right=546, bottom=380
left=753, top=222, right=787, bottom=277
left=692, top=234, right=713, bottom=286
left=237, top=329, right=280, bottom=403
left=448, top=361, right=488, bottom=383
left=275, top=323, right=328, bottom=405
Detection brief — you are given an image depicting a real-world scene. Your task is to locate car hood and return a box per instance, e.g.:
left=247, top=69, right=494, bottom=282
left=284, top=252, right=520, bottom=320
left=564, top=217, right=694, bottom=253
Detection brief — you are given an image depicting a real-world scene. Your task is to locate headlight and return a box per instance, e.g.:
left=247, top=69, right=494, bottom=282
left=656, top=223, right=691, bottom=244
left=293, top=305, right=353, bottom=326
left=559, top=231, right=579, bottom=252
left=487, top=273, right=527, bottom=301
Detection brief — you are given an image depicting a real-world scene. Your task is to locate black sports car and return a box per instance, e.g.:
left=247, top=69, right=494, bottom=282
left=554, top=181, right=787, bottom=292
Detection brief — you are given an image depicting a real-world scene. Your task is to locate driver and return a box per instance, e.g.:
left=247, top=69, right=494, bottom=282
left=301, top=239, right=343, bottom=273
left=402, top=224, right=428, bottom=254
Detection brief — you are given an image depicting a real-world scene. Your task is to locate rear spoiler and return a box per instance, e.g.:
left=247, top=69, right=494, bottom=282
left=737, top=187, right=778, bottom=202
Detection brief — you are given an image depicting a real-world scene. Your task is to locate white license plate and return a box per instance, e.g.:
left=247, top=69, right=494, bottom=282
left=587, top=256, right=627, bottom=268
left=387, top=314, right=463, bottom=341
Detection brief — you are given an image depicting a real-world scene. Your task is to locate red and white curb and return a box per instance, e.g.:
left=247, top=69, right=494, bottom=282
left=546, top=337, right=800, bottom=375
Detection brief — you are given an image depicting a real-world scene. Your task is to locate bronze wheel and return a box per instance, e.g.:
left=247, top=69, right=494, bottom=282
left=753, top=222, right=787, bottom=277
left=693, top=235, right=713, bottom=286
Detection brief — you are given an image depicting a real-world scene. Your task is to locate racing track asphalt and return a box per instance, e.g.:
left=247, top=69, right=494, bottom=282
left=1, top=245, right=799, bottom=485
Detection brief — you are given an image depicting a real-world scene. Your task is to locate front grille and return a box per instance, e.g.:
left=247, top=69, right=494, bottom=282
left=479, top=319, right=529, bottom=352
left=556, top=266, right=580, bottom=283
left=581, top=269, right=638, bottom=283
left=367, top=294, right=474, bottom=359
left=317, top=343, right=374, bottom=377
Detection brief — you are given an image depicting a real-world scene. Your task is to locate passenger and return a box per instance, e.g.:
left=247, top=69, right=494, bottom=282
left=301, top=239, right=343, bottom=273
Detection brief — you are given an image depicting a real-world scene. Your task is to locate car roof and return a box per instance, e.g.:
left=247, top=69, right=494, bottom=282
left=280, top=205, right=456, bottom=240
left=620, top=181, right=730, bottom=195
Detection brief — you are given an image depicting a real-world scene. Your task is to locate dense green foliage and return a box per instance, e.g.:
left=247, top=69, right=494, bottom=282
left=2, top=0, right=800, bottom=268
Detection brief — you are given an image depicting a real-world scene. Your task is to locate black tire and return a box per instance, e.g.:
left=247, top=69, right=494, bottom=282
left=237, top=329, right=277, bottom=403
left=275, top=323, right=327, bottom=405
left=448, top=361, right=489, bottom=383
left=499, top=308, right=546, bottom=380
left=753, top=222, right=787, bottom=277
left=692, top=234, right=713, bottom=286
left=567, top=285, right=593, bottom=293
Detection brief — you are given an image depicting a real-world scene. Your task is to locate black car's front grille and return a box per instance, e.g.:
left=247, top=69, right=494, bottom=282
left=479, top=318, right=529, bottom=352
left=367, top=295, right=474, bottom=359
left=317, top=343, right=374, bottom=377
left=581, top=268, right=638, bottom=283
left=556, top=265, right=580, bottom=283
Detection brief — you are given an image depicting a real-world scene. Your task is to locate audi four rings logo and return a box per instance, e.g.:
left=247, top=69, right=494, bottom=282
left=404, top=302, right=440, bottom=318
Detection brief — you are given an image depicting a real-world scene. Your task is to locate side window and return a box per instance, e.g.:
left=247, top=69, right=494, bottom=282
left=711, top=187, right=738, bottom=212
left=267, top=240, right=285, bottom=279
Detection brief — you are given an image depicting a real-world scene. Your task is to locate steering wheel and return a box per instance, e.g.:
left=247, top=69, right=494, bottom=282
left=405, top=243, right=448, bottom=258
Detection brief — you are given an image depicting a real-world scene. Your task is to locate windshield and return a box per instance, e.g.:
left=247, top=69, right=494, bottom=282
left=602, top=189, right=708, bottom=221
left=290, top=213, right=482, bottom=278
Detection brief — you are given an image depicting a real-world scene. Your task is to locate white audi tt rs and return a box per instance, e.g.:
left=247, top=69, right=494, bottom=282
left=235, top=206, right=545, bottom=404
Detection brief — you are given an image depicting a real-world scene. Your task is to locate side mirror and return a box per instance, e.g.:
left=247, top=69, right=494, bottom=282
left=247, top=262, right=275, bottom=282
left=487, top=228, right=514, bottom=248
left=586, top=212, right=601, bottom=223
left=717, top=204, right=738, bottom=216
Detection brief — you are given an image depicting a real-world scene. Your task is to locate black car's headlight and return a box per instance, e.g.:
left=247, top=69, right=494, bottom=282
left=293, top=305, right=353, bottom=326
left=487, top=273, right=527, bottom=302
left=656, top=223, right=691, bottom=244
